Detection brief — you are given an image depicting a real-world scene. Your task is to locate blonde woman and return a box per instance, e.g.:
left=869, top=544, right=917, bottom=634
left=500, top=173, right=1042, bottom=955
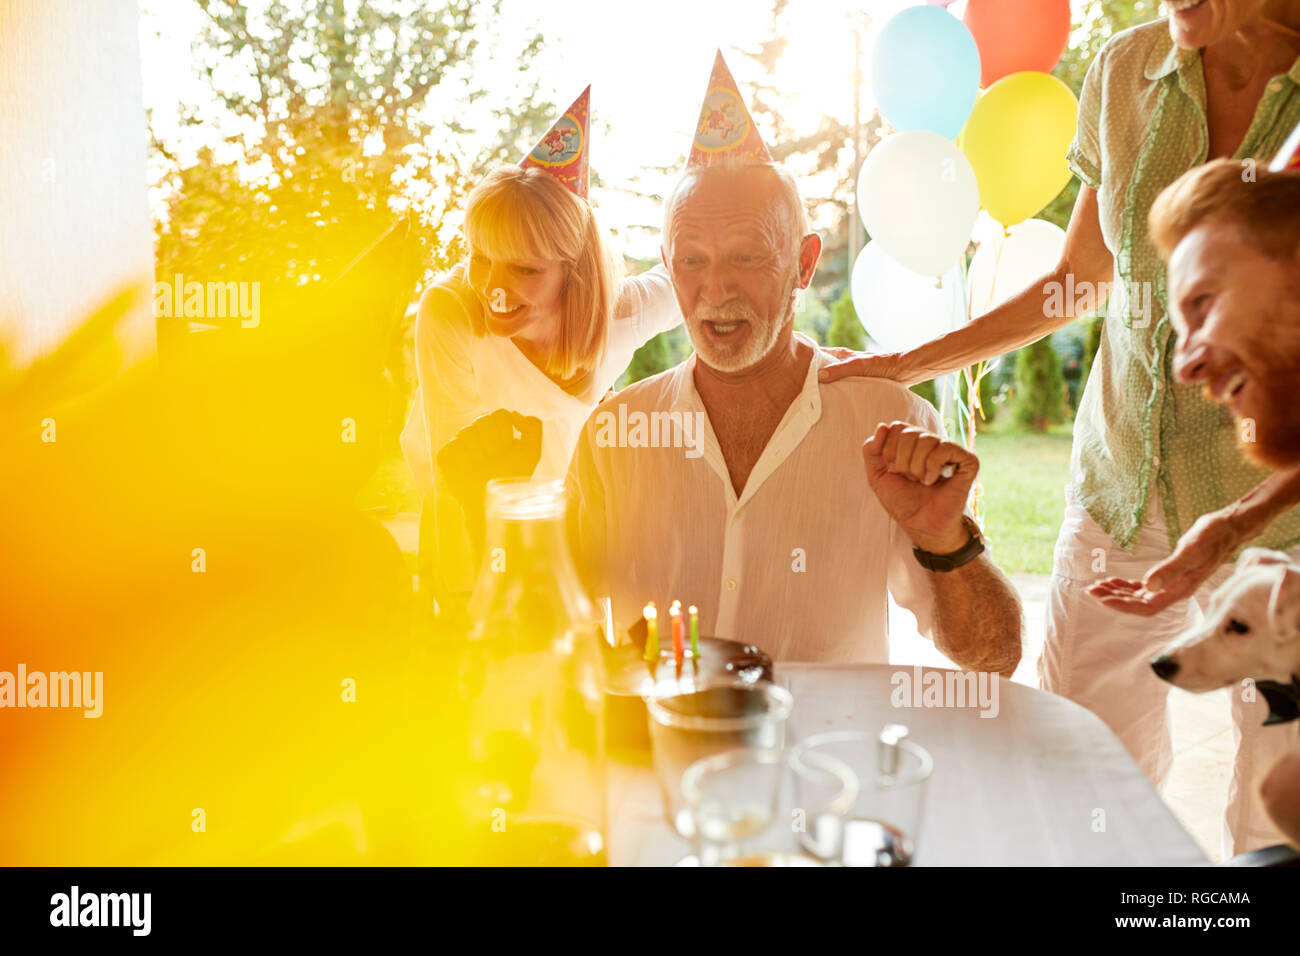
left=401, top=159, right=680, bottom=608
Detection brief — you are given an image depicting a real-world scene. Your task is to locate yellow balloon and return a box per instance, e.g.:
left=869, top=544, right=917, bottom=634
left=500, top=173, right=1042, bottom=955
left=959, top=71, right=1079, bottom=227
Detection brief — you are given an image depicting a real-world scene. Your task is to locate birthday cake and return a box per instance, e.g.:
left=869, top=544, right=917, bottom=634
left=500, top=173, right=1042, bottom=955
left=602, top=635, right=774, bottom=753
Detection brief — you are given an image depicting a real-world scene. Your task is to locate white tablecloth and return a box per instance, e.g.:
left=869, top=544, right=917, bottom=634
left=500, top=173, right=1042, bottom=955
left=608, top=663, right=1209, bottom=866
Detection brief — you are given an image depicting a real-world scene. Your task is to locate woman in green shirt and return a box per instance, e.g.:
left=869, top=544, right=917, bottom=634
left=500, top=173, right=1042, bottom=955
left=823, top=1, right=1300, bottom=856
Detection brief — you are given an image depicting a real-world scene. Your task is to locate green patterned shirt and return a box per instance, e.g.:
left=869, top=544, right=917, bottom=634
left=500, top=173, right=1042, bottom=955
left=1067, top=18, right=1300, bottom=552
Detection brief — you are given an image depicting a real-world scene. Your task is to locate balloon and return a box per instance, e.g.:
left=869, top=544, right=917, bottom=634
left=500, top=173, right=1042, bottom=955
left=871, top=5, right=981, bottom=140
left=863, top=1, right=932, bottom=62
left=970, top=209, right=1005, bottom=248
left=857, top=129, right=980, bottom=277
left=851, top=242, right=965, bottom=354
left=963, top=0, right=1071, bottom=88
left=966, top=218, right=1066, bottom=373
left=959, top=71, right=1078, bottom=227
left=967, top=218, right=1066, bottom=318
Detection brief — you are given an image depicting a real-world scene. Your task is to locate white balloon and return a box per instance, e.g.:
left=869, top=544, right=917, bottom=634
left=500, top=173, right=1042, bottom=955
left=966, top=217, right=1065, bottom=372
left=967, top=218, right=1066, bottom=317
left=970, top=210, right=1005, bottom=248
left=851, top=241, right=966, bottom=354
left=857, top=130, right=980, bottom=277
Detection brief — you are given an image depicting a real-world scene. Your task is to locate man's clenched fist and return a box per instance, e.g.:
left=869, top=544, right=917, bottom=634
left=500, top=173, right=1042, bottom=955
left=862, top=421, right=977, bottom=555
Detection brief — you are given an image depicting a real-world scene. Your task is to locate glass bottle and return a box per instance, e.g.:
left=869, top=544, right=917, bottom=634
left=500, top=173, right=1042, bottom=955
left=455, top=478, right=607, bottom=865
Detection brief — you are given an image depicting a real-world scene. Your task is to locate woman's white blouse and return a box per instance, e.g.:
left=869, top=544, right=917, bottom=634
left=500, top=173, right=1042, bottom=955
left=400, top=265, right=683, bottom=594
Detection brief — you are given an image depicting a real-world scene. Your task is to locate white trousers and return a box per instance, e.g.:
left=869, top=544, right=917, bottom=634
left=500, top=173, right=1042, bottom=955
left=1039, top=486, right=1300, bottom=858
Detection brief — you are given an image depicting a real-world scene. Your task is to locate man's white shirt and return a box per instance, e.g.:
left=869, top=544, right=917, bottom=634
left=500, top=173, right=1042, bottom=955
left=567, top=332, right=944, bottom=663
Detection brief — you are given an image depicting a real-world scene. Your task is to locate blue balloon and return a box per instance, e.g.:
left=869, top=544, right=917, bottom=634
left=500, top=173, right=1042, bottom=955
left=871, top=5, right=981, bottom=140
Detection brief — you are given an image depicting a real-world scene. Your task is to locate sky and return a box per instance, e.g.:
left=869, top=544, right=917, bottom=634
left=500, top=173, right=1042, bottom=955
left=138, top=0, right=1101, bottom=261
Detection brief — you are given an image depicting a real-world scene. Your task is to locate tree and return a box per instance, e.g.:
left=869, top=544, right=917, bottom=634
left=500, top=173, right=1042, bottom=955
left=793, top=289, right=831, bottom=346
left=1079, top=314, right=1105, bottom=395
left=622, top=333, right=671, bottom=387
left=826, top=287, right=865, bottom=351
left=1012, top=338, right=1067, bottom=432
left=150, top=0, right=551, bottom=312
left=911, top=378, right=939, bottom=409
left=146, top=0, right=553, bottom=446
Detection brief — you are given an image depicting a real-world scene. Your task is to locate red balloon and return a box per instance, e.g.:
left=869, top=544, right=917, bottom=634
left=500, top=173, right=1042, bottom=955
left=963, top=0, right=1071, bottom=88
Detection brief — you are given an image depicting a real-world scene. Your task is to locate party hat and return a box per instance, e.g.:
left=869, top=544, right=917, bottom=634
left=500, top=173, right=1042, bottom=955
left=520, top=86, right=591, bottom=197
left=1268, top=116, right=1300, bottom=172
left=688, top=51, right=773, bottom=167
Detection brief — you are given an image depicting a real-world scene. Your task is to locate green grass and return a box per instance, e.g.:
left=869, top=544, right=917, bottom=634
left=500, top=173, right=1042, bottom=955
left=972, top=423, right=1074, bottom=574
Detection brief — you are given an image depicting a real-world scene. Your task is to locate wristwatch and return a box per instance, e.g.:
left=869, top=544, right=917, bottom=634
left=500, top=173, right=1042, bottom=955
left=912, top=515, right=985, bottom=572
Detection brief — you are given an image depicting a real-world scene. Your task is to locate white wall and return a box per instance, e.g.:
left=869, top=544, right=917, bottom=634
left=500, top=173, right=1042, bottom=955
left=0, top=0, right=155, bottom=370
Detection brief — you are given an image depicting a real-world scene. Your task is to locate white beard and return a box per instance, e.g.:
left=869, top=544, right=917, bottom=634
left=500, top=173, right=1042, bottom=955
left=690, top=289, right=797, bottom=373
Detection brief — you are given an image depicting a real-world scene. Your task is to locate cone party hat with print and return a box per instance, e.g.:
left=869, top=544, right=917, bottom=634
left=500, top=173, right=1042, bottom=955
left=688, top=51, right=772, bottom=166
left=1269, top=116, right=1300, bottom=172
left=520, top=86, right=591, bottom=197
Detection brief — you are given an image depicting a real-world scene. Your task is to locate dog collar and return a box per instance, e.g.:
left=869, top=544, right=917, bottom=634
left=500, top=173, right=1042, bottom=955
left=1255, top=675, right=1300, bottom=726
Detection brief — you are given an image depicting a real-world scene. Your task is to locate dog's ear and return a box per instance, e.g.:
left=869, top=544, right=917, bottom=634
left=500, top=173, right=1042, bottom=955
left=1239, top=547, right=1295, bottom=573
left=1267, top=562, right=1300, bottom=643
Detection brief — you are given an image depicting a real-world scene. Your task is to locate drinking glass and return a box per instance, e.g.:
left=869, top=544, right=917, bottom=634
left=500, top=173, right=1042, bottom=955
left=645, top=678, right=793, bottom=841
left=790, top=726, right=933, bottom=866
left=458, top=479, right=606, bottom=865
left=682, top=747, right=858, bottom=866
left=681, top=749, right=783, bottom=865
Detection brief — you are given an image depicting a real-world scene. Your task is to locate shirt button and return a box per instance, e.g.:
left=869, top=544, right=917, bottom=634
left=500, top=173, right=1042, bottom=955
left=1269, top=80, right=1284, bottom=93
left=1152, top=455, right=1162, bottom=468
left=726, top=579, right=737, bottom=591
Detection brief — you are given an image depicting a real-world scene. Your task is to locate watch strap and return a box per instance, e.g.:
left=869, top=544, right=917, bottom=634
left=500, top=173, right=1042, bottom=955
left=912, top=517, right=985, bottom=572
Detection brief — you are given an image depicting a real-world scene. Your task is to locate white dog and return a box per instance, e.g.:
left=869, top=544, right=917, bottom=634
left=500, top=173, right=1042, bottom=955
left=1151, top=548, right=1300, bottom=725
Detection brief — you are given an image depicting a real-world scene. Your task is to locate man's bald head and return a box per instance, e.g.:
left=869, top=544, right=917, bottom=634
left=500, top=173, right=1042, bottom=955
left=660, top=160, right=821, bottom=373
left=663, top=162, right=812, bottom=260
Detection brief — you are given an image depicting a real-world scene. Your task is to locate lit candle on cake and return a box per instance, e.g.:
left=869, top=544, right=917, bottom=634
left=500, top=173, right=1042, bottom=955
left=643, top=603, right=658, bottom=664
left=671, top=600, right=684, bottom=670
left=689, top=605, right=700, bottom=658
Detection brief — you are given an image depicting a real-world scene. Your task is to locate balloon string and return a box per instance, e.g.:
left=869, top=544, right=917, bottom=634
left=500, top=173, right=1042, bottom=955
left=960, top=233, right=991, bottom=528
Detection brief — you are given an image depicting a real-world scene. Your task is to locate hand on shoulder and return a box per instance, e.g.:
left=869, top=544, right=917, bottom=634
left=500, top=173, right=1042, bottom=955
left=818, top=348, right=920, bottom=386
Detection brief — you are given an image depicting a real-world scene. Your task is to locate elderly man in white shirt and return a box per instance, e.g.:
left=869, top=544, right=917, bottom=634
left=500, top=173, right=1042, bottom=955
left=567, top=160, right=1022, bottom=670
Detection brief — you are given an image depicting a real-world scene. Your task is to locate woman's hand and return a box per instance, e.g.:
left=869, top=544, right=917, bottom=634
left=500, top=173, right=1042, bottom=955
left=437, top=409, right=543, bottom=555
left=818, top=348, right=919, bottom=385
left=1088, top=467, right=1300, bottom=616
left=820, top=187, right=1111, bottom=386
left=1087, top=510, right=1241, bottom=616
